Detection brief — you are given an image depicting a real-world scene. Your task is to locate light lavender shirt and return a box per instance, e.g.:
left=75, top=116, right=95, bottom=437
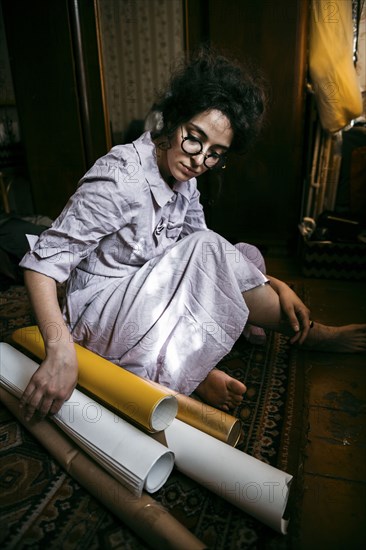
left=19, top=132, right=267, bottom=395
left=20, top=132, right=208, bottom=282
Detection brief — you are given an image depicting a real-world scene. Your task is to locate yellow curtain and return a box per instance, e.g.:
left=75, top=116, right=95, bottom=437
left=309, top=0, right=363, bottom=132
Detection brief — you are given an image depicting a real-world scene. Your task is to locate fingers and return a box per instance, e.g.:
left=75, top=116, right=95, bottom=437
left=289, top=312, right=312, bottom=345
left=283, top=302, right=310, bottom=344
left=297, top=324, right=311, bottom=345
left=18, top=348, right=78, bottom=422
left=19, top=382, right=37, bottom=421
left=297, top=307, right=311, bottom=344
left=20, top=393, right=64, bottom=421
left=285, top=309, right=302, bottom=341
left=20, top=386, right=54, bottom=421
left=19, top=377, right=72, bottom=421
left=289, top=331, right=302, bottom=345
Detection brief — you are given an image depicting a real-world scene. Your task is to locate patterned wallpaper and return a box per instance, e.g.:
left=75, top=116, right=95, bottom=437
left=97, top=0, right=185, bottom=144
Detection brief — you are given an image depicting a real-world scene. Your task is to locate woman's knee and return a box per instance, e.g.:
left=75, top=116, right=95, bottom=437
left=235, top=242, right=266, bottom=274
left=178, top=231, right=244, bottom=268
left=191, top=231, right=241, bottom=265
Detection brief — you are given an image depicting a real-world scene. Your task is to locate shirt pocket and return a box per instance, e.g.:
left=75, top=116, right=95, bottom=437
left=165, top=220, right=183, bottom=240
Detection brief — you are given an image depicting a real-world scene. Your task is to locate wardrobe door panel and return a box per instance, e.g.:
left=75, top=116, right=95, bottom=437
left=185, top=0, right=308, bottom=246
left=2, top=0, right=109, bottom=218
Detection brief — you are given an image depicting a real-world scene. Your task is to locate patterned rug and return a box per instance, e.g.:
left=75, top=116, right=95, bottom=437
left=0, top=284, right=305, bottom=549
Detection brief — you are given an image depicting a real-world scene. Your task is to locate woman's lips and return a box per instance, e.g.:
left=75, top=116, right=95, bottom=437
left=181, top=163, right=199, bottom=177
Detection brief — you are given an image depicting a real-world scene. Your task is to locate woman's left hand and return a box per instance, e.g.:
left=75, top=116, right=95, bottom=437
left=268, top=276, right=311, bottom=344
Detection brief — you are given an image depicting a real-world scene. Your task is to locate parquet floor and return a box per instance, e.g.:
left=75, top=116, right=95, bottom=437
left=265, top=255, right=366, bottom=550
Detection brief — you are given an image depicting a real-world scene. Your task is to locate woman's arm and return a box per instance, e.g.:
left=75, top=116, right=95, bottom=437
left=19, top=269, right=78, bottom=421
left=267, top=275, right=311, bottom=344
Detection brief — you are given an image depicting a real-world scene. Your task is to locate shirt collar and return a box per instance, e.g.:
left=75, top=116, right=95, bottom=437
left=133, top=132, right=193, bottom=207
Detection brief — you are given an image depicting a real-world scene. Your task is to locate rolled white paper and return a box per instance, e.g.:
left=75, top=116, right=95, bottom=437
left=163, top=418, right=292, bottom=534
left=0, top=343, right=174, bottom=496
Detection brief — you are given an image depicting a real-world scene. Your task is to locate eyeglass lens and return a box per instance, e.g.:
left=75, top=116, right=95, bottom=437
left=181, top=136, right=225, bottom=169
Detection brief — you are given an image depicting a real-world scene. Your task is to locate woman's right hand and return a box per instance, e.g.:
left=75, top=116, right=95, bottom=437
left=21, top=269, right=78, bottom=421
left=19, top=340, right=78, bottom=421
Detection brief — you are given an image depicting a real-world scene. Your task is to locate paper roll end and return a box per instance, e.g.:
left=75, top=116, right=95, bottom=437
left=144, top=451, right=175, bottom=493
left=280, top=517, right=289, bottom=535
left=150, top=395, right=179, bottom=431
left=227, top=419, right=242, bottom=447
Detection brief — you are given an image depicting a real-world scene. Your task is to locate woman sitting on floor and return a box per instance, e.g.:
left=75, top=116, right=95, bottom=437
left=19, top=48, right=366, bottom=421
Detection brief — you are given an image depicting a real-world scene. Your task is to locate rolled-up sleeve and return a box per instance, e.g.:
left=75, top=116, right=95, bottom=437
left=19, top=159, right=136, bottom=282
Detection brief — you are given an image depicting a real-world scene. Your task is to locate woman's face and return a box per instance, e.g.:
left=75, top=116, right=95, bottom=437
left=157, top=109, right=233, bottom=184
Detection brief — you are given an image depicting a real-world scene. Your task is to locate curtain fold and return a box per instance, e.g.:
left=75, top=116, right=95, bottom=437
left=309, top=0, right=363, bottom=133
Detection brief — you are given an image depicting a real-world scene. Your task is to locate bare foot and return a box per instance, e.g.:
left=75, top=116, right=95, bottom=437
left=195, top=369, right=247, bottom=411
left=302, top=322, right=366, bottom=353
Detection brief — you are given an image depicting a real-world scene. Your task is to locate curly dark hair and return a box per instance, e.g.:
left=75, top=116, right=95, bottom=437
left=152, top=47, right=268, bottom=153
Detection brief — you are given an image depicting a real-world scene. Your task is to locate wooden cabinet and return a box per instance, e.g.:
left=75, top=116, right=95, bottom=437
left=1, top=0, right=110, bottom=219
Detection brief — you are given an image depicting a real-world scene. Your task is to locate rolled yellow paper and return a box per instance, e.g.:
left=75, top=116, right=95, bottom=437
left=11, top=326, right=178, bottom=433
left=12, top=326, right=241, bottom=445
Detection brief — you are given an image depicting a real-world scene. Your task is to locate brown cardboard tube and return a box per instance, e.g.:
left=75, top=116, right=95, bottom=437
left=175, top=393, right=242, bottom=447
left=0, top=388, right=207, bottom=550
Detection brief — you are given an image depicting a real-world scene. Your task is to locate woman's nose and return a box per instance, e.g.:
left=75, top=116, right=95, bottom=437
left=192, top=152, right=206, bottom=166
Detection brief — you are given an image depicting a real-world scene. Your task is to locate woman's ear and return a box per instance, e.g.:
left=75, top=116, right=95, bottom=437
left=156, top=138, right=172, bottom=151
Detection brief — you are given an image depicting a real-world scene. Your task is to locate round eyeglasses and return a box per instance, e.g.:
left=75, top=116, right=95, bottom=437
left=180, top=128, right=227, bottom=170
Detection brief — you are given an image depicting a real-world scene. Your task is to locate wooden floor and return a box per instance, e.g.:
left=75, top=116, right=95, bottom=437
left=265, top=254, right=366, bottom=550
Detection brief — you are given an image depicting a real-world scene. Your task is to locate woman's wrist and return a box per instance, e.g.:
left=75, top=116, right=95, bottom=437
left=267, top=275, right=287, bottom=294
left=40, top=321, right=74, bottom=351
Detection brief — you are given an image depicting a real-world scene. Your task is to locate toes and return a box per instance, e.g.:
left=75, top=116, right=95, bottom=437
left=227, top=378, right=246, bottom=395
left=224, top=391, right=244, bottom=411
left=195, top=370, right=247, bottom=410
left=224, top=378, right=246, bottom=410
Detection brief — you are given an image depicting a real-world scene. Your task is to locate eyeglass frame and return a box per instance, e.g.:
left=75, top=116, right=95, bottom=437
left=180, top=127, right=228, bottom=170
